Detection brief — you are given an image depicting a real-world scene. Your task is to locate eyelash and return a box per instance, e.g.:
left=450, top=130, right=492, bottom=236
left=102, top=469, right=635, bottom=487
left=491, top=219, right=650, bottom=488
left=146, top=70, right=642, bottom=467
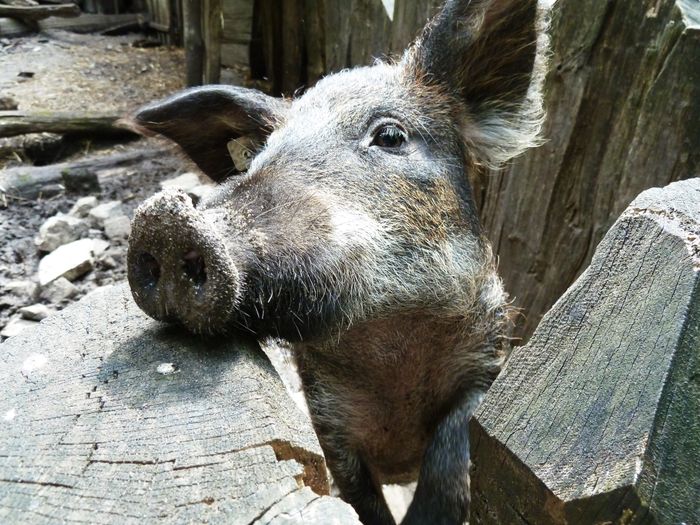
left=370, top=123, right=408, bottom=150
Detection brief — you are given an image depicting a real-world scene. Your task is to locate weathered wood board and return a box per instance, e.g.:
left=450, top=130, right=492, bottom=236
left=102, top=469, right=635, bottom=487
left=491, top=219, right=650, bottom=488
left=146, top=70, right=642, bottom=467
left=0, top=13, right=143, bottom=37
left=0, top=4, right=80, bottom=21
left=220, top=0, right=252, bottom=71
left=475, top=0, right=700, bottom=340
left=0, top=284, right=360, bottom=524
left=470, top=178, right=700, bottom=524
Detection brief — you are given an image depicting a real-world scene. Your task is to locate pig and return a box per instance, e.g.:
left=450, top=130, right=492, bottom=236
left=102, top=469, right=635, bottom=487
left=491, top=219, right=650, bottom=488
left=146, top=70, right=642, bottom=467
left=126, top=0, right=549, bottom=523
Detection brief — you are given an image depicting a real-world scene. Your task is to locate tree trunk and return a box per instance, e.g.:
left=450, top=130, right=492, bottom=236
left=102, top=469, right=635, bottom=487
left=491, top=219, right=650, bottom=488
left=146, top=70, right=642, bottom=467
left=0, top=111, right=134, bottom=138
left=0, top=148, right=164, bottom=199
left=0, top=284, right=360, bottom=524
left=473, top=0, right=700, bottom=341
left=0, top=3, right=80, bottom=20
left=470, top=178, right=700, bottom=524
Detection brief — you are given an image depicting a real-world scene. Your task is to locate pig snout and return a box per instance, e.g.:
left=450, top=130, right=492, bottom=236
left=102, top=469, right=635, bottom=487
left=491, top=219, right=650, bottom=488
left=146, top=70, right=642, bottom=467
left=127, top=189, right=240, bottom=334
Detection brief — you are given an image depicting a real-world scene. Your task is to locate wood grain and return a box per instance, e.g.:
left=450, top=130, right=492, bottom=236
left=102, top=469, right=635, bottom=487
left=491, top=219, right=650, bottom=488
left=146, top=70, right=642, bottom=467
left=473, top=0, right=700, bottom=341
left=0, top=284, right=360, bottom=523
left=470, top=178, right=700, bottom=524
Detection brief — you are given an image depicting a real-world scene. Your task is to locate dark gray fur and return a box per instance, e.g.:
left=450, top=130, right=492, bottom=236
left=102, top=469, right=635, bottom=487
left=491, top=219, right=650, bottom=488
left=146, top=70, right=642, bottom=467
left=126, top=1, right=549, bottom=523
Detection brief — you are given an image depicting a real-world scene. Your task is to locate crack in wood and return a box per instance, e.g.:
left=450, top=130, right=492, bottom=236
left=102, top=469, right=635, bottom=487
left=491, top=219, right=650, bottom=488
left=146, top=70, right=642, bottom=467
left=0, top=478, right=74, bottom=489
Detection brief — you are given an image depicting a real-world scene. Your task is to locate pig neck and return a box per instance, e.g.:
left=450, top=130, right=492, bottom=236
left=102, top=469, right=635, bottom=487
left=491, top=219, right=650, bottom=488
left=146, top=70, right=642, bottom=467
left=291, top=307, right=509, bottom=483
left=294, top=308, right=509, bottom=402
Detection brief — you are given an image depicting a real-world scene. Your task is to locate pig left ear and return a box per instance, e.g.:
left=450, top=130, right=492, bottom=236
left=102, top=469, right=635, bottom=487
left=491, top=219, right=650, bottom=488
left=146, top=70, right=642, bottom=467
left=127, top=86, right=289, bottom=182
left=404, top=0, right=549, bottom=168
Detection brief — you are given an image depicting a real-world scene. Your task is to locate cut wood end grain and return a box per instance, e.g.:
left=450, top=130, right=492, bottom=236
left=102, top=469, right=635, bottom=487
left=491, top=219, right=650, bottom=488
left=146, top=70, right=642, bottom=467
left=0, top=284, right=360, bottom=523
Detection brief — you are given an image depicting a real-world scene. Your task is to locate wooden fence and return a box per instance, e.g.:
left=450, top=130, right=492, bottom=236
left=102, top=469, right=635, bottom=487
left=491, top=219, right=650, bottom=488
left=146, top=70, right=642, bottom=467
left=142, top=0, right=699, bottom=345
left=142, top=0, right=440, bottom=90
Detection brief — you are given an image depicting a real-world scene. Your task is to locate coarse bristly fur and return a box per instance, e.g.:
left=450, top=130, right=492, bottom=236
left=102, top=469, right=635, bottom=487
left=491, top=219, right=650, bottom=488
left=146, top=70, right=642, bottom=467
left=126, top=1, right=551, bottom=524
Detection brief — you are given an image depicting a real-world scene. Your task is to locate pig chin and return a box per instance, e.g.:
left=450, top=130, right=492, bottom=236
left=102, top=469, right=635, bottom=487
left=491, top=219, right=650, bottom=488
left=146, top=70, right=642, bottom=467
left=232, top=265, right=351, bottom=342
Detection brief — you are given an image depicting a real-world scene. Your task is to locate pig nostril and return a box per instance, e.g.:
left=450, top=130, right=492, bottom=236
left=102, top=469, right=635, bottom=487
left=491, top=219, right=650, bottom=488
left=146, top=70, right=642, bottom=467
left=134, top=252, right=161, bottom=290
left=183, top=250, right=207, bottom=288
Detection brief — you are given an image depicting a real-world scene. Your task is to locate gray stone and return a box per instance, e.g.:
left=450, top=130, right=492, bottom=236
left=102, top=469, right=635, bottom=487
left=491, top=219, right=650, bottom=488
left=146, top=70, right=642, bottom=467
left=96, top=246, right=125, bottom=270
left=95, top=167, right=132, bottom=179
left=0, top=96, right=18, bottom=111
left=88, top=201, right=124, bottom=229
left=159, top=171, right=201, bottom=193
left=0, top=284, right=358, bottom=523
left=37, top=238, right=109, bottom=285
left=102, top=215, right=131, bottom=240
left=38, top=277, right=78, bottom=303
left=19, top=303, right=52, bottom=321
left=38, top=183, right=64, bottom=198
left=61, top=167, right=100, bottom=194
left=3, top=280, right=38, bottom=300
left=69, top=196, right=99, bottom=218
left=0, top=317, right=38, bottom=338
left=35, top=213, right=89, bottom=252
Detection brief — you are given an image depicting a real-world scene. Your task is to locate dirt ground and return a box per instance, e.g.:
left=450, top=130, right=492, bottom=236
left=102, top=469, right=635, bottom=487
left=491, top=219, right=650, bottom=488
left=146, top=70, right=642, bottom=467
left=0, top=31, right=184, bottom=114
left=0, top=30, right=187, bottom=334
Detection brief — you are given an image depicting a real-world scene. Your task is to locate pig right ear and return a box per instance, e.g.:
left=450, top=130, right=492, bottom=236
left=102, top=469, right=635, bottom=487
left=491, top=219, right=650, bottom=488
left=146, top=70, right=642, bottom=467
left=128, top=86, right=288, bottom=182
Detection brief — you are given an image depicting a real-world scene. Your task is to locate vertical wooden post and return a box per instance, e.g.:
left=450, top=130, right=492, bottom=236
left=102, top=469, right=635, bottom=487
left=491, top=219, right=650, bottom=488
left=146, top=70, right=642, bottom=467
left=168, top=0, right=182, bottom=45
left=304, top=0, right=325, bottom=86
left=203, top=0, right=222, bottom=84
left=280, top=0, right=303, bottom=95
left=182, top=0, right=203, bottom=86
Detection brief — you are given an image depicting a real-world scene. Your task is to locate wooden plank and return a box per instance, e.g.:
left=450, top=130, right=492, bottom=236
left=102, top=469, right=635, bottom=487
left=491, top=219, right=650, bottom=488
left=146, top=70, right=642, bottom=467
left=221, top=0, right=252, bottom=41
left=167, top=0, right=180, bottom=44
left=220, top=41, right=248, bottom=69
left=348, top=0, right=392, bottom=65
left=182, top=0, right=203, bottom=86
left=0, top=12, right=142, bottom=36
left=256, top=0, right=280, bottom=92
left=389, top=0, right=440, bottom=53
left=303, top=0, right=325, bottom=85
left=0, top=0, right=39, bottom=7
left=470, top=178, right=700, bottom=524
left=0, top=284, right=361, bottom=523
left=322, top=0, right=352, bottom=72
left=202, top=0, right=222, bottom=83
left=474, top=0, right=700, bottom=341
left=0, top=148, right=163, bottom=199
left=280, top=0, right=303, bottom=95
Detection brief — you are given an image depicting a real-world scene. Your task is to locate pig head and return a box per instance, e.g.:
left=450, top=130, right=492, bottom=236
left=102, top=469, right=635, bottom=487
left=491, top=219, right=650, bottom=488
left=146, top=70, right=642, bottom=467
left=127, top=0, right=548, bottom=523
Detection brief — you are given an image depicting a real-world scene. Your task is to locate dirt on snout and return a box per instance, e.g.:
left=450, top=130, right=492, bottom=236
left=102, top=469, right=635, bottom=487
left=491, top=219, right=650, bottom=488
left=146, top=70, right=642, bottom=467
left=0, top=30, right=191, bottom=337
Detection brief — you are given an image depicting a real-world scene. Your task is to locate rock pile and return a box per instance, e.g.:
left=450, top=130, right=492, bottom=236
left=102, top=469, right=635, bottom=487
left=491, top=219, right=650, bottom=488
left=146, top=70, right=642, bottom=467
left=1, top=172, right=213, bottom=340
left=1, top=195, right=131, bottom=339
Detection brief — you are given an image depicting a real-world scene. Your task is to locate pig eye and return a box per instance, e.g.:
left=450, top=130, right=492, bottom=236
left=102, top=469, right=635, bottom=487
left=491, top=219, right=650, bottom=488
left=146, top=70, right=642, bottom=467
left=371, top=124, right=407, bottom=150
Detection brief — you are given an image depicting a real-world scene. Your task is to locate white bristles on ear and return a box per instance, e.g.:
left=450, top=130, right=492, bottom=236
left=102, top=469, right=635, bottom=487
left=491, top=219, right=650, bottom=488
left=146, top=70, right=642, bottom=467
left=464, top=1, right=551, bottom=169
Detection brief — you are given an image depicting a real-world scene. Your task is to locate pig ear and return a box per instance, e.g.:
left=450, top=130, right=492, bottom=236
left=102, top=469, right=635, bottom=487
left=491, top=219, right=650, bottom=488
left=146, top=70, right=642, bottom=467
left=128, top=86, right=289, bottom=182
left=404, top=0, right=548, bottom=167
